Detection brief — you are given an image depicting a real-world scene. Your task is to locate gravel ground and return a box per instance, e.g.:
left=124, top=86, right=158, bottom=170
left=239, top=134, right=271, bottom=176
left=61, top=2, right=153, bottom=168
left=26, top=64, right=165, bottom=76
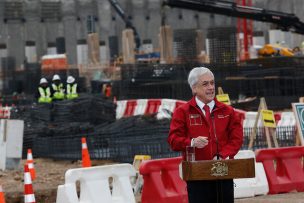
left=1, top=158, right=303, bottom=203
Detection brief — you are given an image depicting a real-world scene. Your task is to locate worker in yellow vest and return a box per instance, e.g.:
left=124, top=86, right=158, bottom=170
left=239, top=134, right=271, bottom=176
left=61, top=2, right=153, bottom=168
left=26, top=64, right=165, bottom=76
left=38, top=78, right=52, bottom=103
left=66, top=76, right=79, bottom=100
left=51, top=74, right=65, bottom=100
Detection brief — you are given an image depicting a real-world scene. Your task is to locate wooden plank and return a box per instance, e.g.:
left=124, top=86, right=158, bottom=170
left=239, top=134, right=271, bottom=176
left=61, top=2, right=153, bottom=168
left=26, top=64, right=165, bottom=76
left=122, top=29, right=135, bottom=64
left=265, top=127, right=272, bottom=148
left=196, top=29, right=204, bottom=56
left=159, top=25, right=173, bottom=63
left=87, top=33, right=100, bottom=64
left=182, top=158, right=255, bottom=181
left=248, top=98, right=263, bottom=150
left=218, top=87, right=224, bottom=94
left=248, top=97, right=278, bottom=149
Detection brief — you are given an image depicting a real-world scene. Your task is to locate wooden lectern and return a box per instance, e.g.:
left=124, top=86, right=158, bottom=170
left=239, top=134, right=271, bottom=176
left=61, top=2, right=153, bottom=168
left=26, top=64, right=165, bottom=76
left=182, top=158, right=255, bottom=181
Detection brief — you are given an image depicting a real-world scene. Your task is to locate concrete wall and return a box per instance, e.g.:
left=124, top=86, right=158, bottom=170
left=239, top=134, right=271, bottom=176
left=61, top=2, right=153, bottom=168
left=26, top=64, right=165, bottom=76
left=0, top=0, right=303, bottom=68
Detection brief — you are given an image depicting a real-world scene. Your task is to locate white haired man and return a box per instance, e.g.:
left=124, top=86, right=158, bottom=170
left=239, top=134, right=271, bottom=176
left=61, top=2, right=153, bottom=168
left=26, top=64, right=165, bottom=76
left=168, top=67, right=243, bottom=203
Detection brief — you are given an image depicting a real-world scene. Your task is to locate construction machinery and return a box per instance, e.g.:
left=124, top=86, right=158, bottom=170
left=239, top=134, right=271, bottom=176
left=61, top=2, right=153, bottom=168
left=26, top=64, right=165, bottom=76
left=257, top=44, right=294, bottom=57
left=162, top=0, right=304, bottom=35
left=108, top=0, right=141, bottom=49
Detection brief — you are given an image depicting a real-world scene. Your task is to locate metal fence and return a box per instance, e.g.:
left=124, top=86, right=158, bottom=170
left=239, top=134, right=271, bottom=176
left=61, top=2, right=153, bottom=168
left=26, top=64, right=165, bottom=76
left=114, top=61, right=304, bottom=110
left=32, top=116, right=180, bottom=163
left=29, top=112, right=298, bottom=162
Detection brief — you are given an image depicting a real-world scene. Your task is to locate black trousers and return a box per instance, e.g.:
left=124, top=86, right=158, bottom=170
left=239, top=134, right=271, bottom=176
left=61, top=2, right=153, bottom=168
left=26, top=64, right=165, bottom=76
left=187, top=179, right=234, bottom=203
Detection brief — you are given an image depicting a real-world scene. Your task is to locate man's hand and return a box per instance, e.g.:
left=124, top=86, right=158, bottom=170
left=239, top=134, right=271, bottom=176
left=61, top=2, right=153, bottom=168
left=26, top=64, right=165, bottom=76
left=192, top=136, right=208, bottom=148
left=213, top=156, right=222, bottom=160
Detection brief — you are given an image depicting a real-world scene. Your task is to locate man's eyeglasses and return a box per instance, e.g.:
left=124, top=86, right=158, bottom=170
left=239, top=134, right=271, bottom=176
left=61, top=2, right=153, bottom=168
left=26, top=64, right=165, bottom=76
left=197, top=80, right=215, bottom=87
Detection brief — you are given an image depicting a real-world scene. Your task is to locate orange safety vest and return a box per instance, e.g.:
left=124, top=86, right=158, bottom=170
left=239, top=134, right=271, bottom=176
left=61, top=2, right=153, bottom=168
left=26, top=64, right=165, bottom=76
left=105, top=86, right=112, bottom=97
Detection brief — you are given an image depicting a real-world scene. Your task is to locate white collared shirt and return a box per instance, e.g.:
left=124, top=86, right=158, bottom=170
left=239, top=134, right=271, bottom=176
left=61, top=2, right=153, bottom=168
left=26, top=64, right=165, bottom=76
left=195, top=96, right=215, bottom=115
left=191, top=97, right=215, bottom=147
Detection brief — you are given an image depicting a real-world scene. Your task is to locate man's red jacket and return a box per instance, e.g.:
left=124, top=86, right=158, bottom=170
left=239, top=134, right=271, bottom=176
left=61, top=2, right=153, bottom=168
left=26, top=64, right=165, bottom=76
left=168, top=97, right=243, bottom=160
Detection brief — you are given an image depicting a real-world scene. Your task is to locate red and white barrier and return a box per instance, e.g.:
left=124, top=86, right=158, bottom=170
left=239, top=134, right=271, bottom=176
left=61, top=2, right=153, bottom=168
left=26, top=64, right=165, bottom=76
left=116, top=99, right=247, bottom=124
left=256, top=146, right=304, bottom=194
left=116, top=99, right=186, bottom=119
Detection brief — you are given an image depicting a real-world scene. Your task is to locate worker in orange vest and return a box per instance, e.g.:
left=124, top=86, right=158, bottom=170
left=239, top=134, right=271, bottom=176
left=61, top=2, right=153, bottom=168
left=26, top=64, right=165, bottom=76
left=104, top=84, right=112, bottom=98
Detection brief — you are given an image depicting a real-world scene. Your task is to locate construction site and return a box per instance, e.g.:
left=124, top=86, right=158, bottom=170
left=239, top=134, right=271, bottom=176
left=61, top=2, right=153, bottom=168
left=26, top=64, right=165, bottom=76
left=2, top=0, right=304, bottom=202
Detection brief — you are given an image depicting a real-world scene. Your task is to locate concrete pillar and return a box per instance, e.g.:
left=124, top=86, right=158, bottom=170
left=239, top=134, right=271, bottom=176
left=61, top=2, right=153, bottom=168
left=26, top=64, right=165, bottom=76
left=0, top=44, right=7, bottom=92
left=77, top=39, right=88, bottom=65
left=99, top=41, right=108, bottom=64
left=7, top=23, right=24, bottom=69
left=25, top=41, right=37, bottom=63
left=62, top=0, right=77, bottom=65
left=96, top=0, right=112, bottom=43
left=0, top=44, right=8, bottom=60
left=24, top=0, right=43, bottom=63
left=47, top=42, right=57, bottom=55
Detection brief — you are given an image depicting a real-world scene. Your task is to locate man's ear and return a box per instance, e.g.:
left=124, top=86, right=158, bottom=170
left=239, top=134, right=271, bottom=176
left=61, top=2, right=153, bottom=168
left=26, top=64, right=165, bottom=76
left=192, top=86, right=197, bottom=95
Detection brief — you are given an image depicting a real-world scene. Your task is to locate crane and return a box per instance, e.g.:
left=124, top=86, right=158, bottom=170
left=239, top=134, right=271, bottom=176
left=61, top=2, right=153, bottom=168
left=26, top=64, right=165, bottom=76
left=108, top=0, right=141, bottom=49
left=162, top=0, right=304, bottom=35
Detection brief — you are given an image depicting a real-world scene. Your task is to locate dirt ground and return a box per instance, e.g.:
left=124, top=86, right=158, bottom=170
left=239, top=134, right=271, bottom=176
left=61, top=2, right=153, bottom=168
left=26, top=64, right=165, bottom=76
left=0, top=159, right=116, bottom=203
left=1, top=158, right=304, bottom=203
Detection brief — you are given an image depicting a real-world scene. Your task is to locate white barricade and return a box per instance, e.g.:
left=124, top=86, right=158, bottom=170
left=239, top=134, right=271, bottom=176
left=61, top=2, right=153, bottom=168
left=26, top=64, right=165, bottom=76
left=56, top=163, right=136, bottom=203
left=116, top=100, right=127, bottom=119
left=157, top=99, right=177, bottom=119
left=134, top=99, right=148, bottom=116
left=243, top=112, right=265, bottom=145
left=234, top=150, right=269, bottom=198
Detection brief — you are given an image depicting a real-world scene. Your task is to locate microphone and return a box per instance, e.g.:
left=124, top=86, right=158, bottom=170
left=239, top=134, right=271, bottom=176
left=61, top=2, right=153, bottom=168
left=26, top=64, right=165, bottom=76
left=211, top=113, right=220, bottom=160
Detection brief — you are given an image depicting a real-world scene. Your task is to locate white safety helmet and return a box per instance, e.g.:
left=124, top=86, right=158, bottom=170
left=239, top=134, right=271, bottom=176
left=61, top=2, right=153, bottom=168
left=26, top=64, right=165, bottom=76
left=52, top=74, right=60, bottom=81
left=40, top=78, right=48, bottom=84
left=67, top=76, right=75, bottom=84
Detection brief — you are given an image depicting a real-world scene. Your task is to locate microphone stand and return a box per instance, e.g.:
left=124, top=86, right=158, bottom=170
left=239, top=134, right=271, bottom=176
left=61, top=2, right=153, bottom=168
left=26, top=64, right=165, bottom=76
left=211, top=114, right=223, bottom=203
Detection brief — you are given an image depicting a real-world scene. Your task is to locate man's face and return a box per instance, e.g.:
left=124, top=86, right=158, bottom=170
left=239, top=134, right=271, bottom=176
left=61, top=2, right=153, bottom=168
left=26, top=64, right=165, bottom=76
left=193, top=73, right=215, bottom=104
left=54, top=80, right=60, bottom=85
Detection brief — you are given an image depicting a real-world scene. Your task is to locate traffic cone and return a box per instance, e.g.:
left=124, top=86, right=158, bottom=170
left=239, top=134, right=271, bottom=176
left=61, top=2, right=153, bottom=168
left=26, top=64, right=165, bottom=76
left=24, top=163, right=36, bottom=203
left=81, top=137, right=91, bottom=168
left=0, top=185, right=5, bottom=203
left=26, top=149, right=36, bottom=181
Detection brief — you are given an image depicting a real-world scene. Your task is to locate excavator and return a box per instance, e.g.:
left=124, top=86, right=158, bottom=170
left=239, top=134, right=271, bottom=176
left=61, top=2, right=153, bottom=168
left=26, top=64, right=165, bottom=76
left=257, top=44, right=294, bottom=57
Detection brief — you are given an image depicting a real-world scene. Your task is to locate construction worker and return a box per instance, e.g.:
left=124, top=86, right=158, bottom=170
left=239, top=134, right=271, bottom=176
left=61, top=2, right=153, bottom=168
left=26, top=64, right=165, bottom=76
left=66, top=76, right=79, bottom=100
left=37, top=78, right=52, bottom=103
left=51, top=74, right=65, bottom=100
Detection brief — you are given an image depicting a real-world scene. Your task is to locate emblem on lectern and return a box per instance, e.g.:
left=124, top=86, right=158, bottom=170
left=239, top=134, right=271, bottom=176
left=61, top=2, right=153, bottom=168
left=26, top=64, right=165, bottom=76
left=211, top=162, right=228, bottom=176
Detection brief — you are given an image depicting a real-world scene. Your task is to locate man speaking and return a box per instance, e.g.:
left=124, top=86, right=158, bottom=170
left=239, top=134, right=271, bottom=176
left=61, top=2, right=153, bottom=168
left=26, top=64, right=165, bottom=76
left=168, top=67, right=243, bottom=203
